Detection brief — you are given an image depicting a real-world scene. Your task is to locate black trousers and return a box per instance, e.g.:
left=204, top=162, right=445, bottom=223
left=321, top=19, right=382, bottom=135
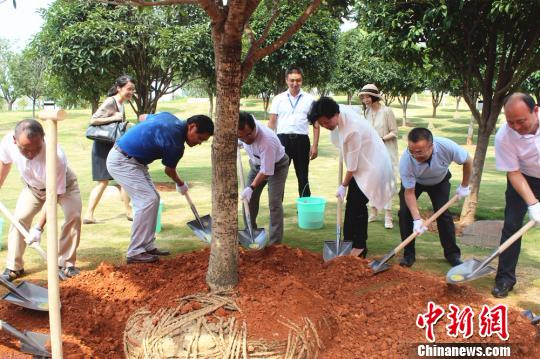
left=278, top=134, right=311, bottom=197
left=496, top=174, right=540, bottom=287
left=398, top=172, right=461, bottom=260
left=344, top=178, right=369, bottom=249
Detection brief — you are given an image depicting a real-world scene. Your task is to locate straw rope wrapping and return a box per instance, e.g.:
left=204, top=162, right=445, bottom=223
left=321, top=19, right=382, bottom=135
left=124, top=291, right=322, bottom=358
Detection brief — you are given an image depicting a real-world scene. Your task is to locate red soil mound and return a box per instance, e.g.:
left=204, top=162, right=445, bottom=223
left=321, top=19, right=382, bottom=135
left=0, top=245, right=538, bottom=358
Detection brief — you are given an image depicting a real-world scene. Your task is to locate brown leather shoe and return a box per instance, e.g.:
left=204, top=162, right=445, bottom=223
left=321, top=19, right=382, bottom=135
left=127, top=253, right=159, bottom=264
left=147, top=248, right=170, bottom=256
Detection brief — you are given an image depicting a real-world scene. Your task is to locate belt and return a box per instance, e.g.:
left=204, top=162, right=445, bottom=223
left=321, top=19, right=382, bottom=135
left=278, top=133, right=307, bottom=139
left=114, top=144, right=132, bottom=159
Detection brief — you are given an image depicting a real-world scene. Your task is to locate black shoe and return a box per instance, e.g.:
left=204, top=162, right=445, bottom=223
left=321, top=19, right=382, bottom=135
left=127, top=252, right=159, bottom=264
left=1, top=268, right=24, bottom=282
left=358, top=248, right=368, bottom=258
left=399, top=256, right=415, bottom=267
left=447, top=257, right=463, bottom=267
left=62, top=266, right=81, bottom=278
left=147, top=248, right=170, bottom=256
left=491, top=283, right=514, bottom=298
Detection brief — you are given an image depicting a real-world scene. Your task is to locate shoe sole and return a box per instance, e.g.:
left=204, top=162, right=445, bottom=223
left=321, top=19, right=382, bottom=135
left=127, top=258, right=159, bottom=264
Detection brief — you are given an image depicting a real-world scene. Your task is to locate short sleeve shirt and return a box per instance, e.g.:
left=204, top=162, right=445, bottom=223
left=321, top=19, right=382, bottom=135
left=399, top=137, right=469, bottom=188
left=495, top=120, right=540, bottom=178
left=269, top=90, right=315, bottom=135
left=0, top=132, right=68, bottom=194
left=240, top=120, right=285, bottom=176
left=117, top=112, right=186, bottom=167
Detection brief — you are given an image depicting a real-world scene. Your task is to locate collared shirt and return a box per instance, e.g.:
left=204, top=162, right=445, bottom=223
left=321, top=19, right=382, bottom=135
left=269, top=89, right=315, bottom=135
left=0, top=132, right=67, bottom=194
left=399, top=137, right=469, bottom=188
left=117, top=112, right=186, bottom=167
left=240, top=119, right=285, bottom=176
left=495, top=117, right=540, bottom=178
left=330, top=106, right=395, bottom=209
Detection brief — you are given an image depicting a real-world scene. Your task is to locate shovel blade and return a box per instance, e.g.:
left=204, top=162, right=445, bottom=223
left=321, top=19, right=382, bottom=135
left=323, top=240, right=353, bottom=261
left=1, top=281, right=49, bottom=311
left=21, top=331, right=51, bottom=357
left=238, top=228, right=267, bottom=250
left=446, top=259, right=496, bottom=284
left=187, top=214, right=212, bottom=243
left=368, top=260, right=391, bottom=274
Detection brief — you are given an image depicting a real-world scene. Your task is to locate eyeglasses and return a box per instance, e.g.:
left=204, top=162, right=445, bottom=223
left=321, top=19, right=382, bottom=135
left=239, top=127, right=256, bottom=142
left=407, top=144, right=432, bottom=158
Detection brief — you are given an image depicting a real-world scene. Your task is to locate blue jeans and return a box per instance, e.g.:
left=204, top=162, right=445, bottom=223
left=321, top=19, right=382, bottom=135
left=496, top=174, right=540, bottom=287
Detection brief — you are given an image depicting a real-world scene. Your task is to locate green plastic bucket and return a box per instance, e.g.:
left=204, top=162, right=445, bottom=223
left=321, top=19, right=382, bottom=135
left=155, top=200, right=164, bottom=233
left=296, top=196, right=326, bottom=229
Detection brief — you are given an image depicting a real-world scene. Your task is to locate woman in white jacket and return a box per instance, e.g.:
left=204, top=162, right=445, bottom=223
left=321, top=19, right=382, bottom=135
left=307, top=97, right=395, bottom=257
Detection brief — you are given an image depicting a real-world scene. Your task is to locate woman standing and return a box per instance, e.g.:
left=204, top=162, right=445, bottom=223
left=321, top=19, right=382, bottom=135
left=83, top=75, right=134, bottom=224
left=360, top=84, right=399, bottom=229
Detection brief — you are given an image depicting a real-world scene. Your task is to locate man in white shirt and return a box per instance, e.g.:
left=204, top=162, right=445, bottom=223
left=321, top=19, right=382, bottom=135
left=269, top=66, right=318, bottom=198
left=492, top=92, right=540, bottom=298
left=398, top=128, right=472, bottom=268
left=0, top=119, right=82, bottom=281
left=238, top=112, right=289, bottom=245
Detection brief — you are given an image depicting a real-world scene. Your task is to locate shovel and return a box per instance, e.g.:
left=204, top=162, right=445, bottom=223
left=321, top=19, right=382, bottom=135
left=0, top=276, right=49, bottom=311
left=184, top=192, right=212, bottom=243
left=370, top=194, right=460, bottom=274
left=237, top=148, right=267, bottom=250
left=323, top=152, right=352, bottom=261
left=0, top=320, right=51, bottom=357
left=0, top=201, right=67, bottom=281
left=446, top=220, right=535, bottom=284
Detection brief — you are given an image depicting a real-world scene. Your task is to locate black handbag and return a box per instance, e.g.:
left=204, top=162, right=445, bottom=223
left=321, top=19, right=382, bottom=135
left=85, top=121, right=128, bottom=144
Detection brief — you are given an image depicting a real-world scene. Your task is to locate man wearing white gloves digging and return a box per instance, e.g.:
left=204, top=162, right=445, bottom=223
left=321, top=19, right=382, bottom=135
left=492, top=93, right=540, bottom=298
left=398, top=127, right=472, bottom=268
left=0, top=119, right=82, bottom=281
left=238, top=112, right=289, bottom=246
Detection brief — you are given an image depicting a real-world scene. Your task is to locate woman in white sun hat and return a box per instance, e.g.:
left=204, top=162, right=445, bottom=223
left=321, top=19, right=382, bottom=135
left=359, top=84, right=398, bottom=229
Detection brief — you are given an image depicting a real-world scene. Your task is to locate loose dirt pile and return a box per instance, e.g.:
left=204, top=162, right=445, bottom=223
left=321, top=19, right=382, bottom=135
left=0, top=245, right=538, bottom=358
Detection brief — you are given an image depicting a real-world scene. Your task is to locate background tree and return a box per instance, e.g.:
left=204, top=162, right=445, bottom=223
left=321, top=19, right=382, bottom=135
left=244, top=2, right=340, bottom=113
left=424, top=59, right=452, bottom=119
left=521, top=71, right=540, bottom=105
left=359, top=0, right=540, bottom=225
left=12, top=46, right=48, bottom=118
left=0, top=39, right=22, bottom=111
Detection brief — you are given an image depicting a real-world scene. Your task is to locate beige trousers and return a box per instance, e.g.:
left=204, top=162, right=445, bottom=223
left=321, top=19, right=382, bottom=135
left=6, top=167, right=82, bottom=271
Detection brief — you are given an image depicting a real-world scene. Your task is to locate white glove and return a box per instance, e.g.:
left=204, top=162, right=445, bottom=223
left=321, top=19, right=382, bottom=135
left=25, top=226, right=42, bottom=245
left=456, top=185, right=470, bottom=199
left=528, top=202, right=540, bottom=224
left=413, top=219, right=427, bottom=235
left=336, top=185, right=347, bottom=201
left=176, top=182, right=188, bottom=195
left=240, top=186, right=253, bottom=202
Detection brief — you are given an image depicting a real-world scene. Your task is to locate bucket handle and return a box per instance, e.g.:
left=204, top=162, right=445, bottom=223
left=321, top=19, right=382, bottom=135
left=300, top=182, right=311, bottom=198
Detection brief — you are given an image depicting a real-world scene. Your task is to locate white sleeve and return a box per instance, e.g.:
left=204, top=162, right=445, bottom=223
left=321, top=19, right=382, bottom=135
left=343, top=131, right=362, bottom=173
left=56, top=146, right=68, bottom=195
left=259, top=143, right=277, bottom=176
left=0, top=134, right=14, bottom=164
left=269, top=95, right=279, bottom=115
left=495, top=132, right=519, bottom=172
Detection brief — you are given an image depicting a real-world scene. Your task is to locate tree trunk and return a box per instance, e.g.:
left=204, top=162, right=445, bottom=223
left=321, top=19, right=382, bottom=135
left=206, top=31, right=242, bottom=292
left=32, top=98, right=36, bottom=119
left=398, top=96, right=410, bottom=127
left=8, top=100, right=14, bottom=111
left=347, top=92, right=352, bottom=105
left=453, top=96, right=461, bottom=118
left=207, top=89, right=214, bottom=119
left=91, top=97, right=99, bottom=115
left=431, top=91, right=443, bottom=118
left=466, top=115, right=475, bottom=145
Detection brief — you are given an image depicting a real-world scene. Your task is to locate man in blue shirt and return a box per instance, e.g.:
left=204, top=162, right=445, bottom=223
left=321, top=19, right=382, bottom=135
left=107, top=112, right=214, bottom=264
left=398, top=128, right=472, bottom=267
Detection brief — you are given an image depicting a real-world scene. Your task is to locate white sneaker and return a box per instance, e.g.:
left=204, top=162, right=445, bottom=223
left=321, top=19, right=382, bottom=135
left=384, top=217, right=393, bottom=229
left=368, top=208, right=378, bottom=222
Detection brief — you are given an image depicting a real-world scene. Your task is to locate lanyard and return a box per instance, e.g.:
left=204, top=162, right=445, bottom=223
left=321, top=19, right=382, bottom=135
left=287, top=93, right=303, bottom=113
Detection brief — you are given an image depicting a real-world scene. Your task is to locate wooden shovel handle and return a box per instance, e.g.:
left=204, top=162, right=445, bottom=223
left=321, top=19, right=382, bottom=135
left=497, top=220, right=535, bottom=255
left=337, top=152, right=344, bottom=226
left=394, top=194, right=460, bottom=254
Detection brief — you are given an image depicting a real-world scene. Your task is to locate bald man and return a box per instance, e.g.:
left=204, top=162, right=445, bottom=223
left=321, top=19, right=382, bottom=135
left=492, top=93, right=540, bottom=298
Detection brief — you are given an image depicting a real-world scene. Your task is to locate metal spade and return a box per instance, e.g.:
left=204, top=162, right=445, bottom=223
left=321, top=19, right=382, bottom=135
left=184, top=192, right=212, bottom=243
left=323, top=152, right=352, bottom=261
left=0, top=320, right=51, bottom=357
left=237, top=148, right=267, bottom=250
left=370, top=194, right=460, bottom=274
left=0, top=276, right=50, bottom=312
left=447, top=220, right=535, bottom=284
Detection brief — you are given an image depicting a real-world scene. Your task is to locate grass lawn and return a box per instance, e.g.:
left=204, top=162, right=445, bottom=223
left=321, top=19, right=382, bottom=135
left=0, top=93, right=538, bottom=313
